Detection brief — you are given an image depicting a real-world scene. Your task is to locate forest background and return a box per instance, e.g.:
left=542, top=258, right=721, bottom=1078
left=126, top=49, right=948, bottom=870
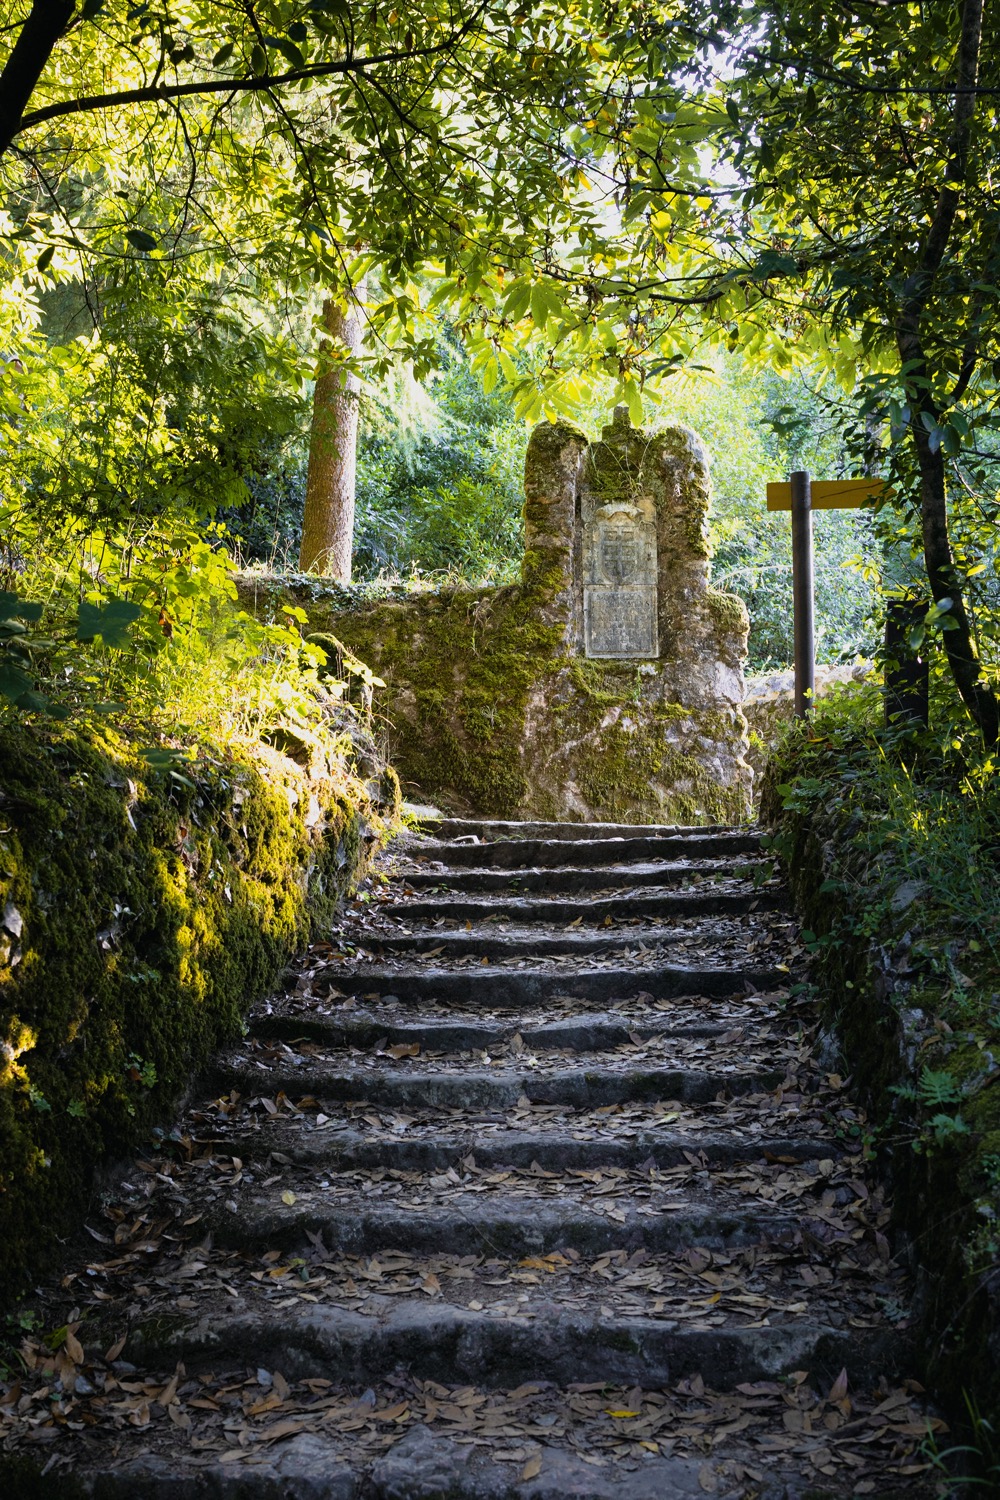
left=6, top=0, right=999, bottom=742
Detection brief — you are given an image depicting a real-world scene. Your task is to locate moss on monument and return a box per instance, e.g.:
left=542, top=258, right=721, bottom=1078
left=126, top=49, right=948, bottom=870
left=520, top=545, right=572, bottom=595
left=296, top=582, right=565, bottom=815
left=652, top=425, right=712, bottom=559
left=549, top=678, right=738, bottom=823
left=230, top=568, right=751, bottom=823
left=579, top=732, right=730, bottom=824
left=707, top=587, right=750, bottom=637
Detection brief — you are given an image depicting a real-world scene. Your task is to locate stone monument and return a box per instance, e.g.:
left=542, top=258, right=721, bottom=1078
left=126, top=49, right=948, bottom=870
left=518, top=406, right=752, bottom=819
left=238, top=406, right=753, bottom=824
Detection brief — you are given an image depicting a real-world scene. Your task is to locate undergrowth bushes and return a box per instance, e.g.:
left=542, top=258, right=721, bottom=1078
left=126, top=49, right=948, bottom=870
left=762, top=685, right=1000, bottom=1439
left=0, top=317, right=404, bottom=1307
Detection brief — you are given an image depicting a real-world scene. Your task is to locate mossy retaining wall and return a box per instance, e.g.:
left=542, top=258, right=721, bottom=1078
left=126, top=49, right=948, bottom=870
left=235, top=575, right=750, bottom=824
left=761, top=739, right=1000, bottom=1426
left=0, top=715, right=396, bottom=1302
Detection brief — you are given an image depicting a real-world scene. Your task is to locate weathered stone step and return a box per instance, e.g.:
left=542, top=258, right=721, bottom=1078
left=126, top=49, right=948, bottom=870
left=252, top=1011, right=764, bottom=1051
left=410, top=832, right=762, bottom=868
left=231, top=1124, right=837, bottom=1174
left=123, top=1301, right=909, bottom=1394
left=208, top=1086, right=833, bottom=1158
left=391, top=860, right=769, bottom=893
left=366, top=924, right=777, bottom=959
left=389, top=889, right=783, bottom=922
left=273, top=986, right=784, bottom=1031
left=304, top=963, right=780, bottom=1006
left=211, top=1060, right=782, bottom=1110
left=430, top=817, right=742, bottom=842
left=70, top=1420, right=930, bottom=1500
left=209, top=1191, right=802, bottom=1259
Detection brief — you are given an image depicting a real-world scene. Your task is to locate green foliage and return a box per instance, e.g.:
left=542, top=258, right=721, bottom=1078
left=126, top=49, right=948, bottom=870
left=922, top=1393, right=1000, bottom=1492
left=3, top=0, right=998, bottom=733
left=768, top=687, right=1000, bottom=1034
left=764, top=687, right=1000, bottom=1424
left=891, top=1069, right=971, bottom=1152
left=0, top=311, right=368, bottom=745
left=2, top=0, right=891, bottom=683
left=76, top=598, right=142, bottom=649
left=0, top=592, right=62, bottom=717
left=915, top=1071, right=965, bottom=1111
left=353, top=337, right=529, bottom=584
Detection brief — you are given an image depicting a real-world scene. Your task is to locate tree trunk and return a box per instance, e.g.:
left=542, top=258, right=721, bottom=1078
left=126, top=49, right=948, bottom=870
left=0, top=0, right=75, bottom=157
left=893, top=0, right=999, bottom=746
left=911, top=420, right=1000, bottom=744
left=299, top=293, right=363, bottom=579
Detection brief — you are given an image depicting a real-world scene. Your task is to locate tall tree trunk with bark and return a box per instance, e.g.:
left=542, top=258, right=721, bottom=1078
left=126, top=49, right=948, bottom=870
left=299, top=293, right=363, bottom=579
left=895, top=0, right=1000, bottom=747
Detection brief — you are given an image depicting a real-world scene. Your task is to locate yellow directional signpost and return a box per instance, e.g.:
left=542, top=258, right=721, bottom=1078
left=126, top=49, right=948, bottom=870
left=766, top=478, right=886, bottom=513
left=767, top=473, right=886, bottom=718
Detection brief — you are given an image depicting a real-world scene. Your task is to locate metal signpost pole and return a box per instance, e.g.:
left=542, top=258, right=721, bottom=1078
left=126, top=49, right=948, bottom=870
left=790, top=470, right=814, bottom=719
left=766, top=474, right=882, bottom=717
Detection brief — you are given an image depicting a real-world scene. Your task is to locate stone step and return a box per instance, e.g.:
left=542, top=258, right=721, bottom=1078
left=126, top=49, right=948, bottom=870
left=121, top=1300, right=910, bottom=1396
left=303, top=964, right=781, bottom=1007
left=208, top=1190, right=809, bottom=1260
left=74, top=1416, right=935, bottom=1500
left=390, top=860, right=770, bottom=893
left=387, top=889, right=783, bottom=922
left=430, top=817, right=743, bottom=842
left=236, top=1024, right=796, bottom=1086
left=410, top=833, right=763, bottom=868
left=251, top=1011, right=770, bottom=1051
left=227, top=1124, right=838, bottom=1174
left=365, top=924, right=779, bottom=959
left=202, top=1087, right=836, bottom=1164
left=0, top=818, right=933, bottom=1500
left=210, top=1060, right=783, bottom=1110
left=272, top=986, right=785, bottom=1031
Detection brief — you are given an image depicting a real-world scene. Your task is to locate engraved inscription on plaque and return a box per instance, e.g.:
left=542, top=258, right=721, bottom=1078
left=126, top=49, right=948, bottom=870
left=583, top=507, right=658, bottom=658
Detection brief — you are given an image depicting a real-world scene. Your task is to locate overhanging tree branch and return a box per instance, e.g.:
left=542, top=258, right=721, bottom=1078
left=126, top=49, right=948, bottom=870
left=15, top=52, right=448, bottom=138
left=7, top=5, right=488, bottom=151
left=0, top=0, right=76, bottom=156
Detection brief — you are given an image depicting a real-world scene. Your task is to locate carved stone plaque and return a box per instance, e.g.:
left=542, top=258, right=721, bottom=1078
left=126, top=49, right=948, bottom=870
left=584, top=511, right=658, bottom=658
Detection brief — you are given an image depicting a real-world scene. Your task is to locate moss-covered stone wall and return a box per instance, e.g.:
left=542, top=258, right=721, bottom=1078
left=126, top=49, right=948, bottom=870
left=234, top=575, right=749, bottom=823
left=0, top=714, right=396, bottom=1302
left=761, top=736, right=1000, bottom=1427
left=235, top=414, right=753, bottom=824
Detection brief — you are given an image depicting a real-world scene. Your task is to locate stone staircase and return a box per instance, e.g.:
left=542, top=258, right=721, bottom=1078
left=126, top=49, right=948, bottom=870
left=0, top=821, right=938, bottom=1498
